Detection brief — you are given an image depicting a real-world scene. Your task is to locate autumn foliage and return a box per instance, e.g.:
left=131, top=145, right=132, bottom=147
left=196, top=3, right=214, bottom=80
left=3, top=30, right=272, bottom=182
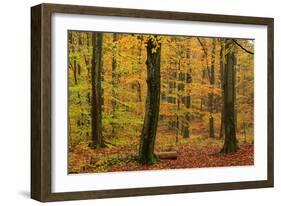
left=68, top=31, right=254, bottom=173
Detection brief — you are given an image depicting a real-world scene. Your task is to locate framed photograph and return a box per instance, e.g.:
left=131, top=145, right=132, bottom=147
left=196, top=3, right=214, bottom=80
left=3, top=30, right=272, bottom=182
left=31, top=3, right=274, bottom=202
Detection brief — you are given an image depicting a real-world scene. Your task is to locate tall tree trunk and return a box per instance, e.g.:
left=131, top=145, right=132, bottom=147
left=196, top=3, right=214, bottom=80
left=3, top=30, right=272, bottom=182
left=90, top=32, right=104, bottom=148
left=220, top=39, right=239, bottom=153
left=182, top=94, right=191, bottom=138
left=242, top=66, right=247, bottom=143
left=135, top=81, right=142, bottom=102
left=233, top=46, right=238, bottom=135
left=111, top=33, right=118, bottom=136
left=78, top=64, right=81, bottom=76
left=137, top=36, right=144, bottom=115
left=198, top=38, right=208, bottom=113
left=219, top=39, right=225, bottom=138
left=176, top=59, right=181, bottom=142
left=139, top=36, right=161, bottom=164
left=200, top=68, right=207, bottom=112
left=208, top=39, right=216, bottom=138
left=219, top=107, right=225, bottom=138
left=73, top=56, right=78, bottom=85
left=182, top=46, right=192, bottom=138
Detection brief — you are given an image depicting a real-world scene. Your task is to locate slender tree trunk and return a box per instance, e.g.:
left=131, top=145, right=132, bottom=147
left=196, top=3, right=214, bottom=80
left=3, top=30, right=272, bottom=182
left=234, top=58, right=238, bottom=132
left=90, top=32, right=105, bottom=148
left=176, top=59, right=181, bottom=142
left=135, top=82, right=142, bottom=102
left=200, top=68, right=206, bottom=112
left=242, top=69, right=247, bottom=143
left=219, top=39, right=225, bottom=138
left=182, top=94, right=191, bottom=138
left=78, top=64, right=81, bottom=76
left=208, top=39, right=216, bottom=138
left=85, top=33, right=91, bottom=105
left=73, top=56, right=78, bottom=85
left=139, top=36, right=161, bottom=164
left=219, top=108, right=225, bottom=138
left=198, top=38, right=208, bottom=113
left=111, top=33, right=118, bottom=136
left=220, top=39, right=239, bottom=153
left=182, top=47, right=192, bottom=138
left=243, top=121, right=247, bottom=143
left=137, top=36, right=144, bottom=115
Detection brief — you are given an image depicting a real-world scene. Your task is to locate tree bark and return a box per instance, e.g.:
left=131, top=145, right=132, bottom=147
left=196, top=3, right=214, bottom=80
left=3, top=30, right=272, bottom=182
left=219, top=107, right=225, bottom=138
left=242, top=66, right=247, bottom=143
left=73, top=56, right=78, bottom=85
left=182, top=94, right=191, bottom=138
left=182, top=46, right=192, bottom=138
left=220, top=39, right=239, bottom=153
left=111, top=33, right=118, bottom=136
left=198, top=38, right=208, bottom=113
left=208, top=39, right=216, bottom=138
left=219, top=39, right=225, bottom=138
left=90, top=32, right=105, bottom=148
left=135, top=81, right=142, bottom=103
left=139, top=36, right=161, bottom=164
left=176, top=59, right=181, bottom=142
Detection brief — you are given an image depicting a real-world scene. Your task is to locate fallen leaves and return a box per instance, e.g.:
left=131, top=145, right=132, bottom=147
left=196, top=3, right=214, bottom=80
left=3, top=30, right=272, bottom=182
left=68, top=135, right=254, bottom=174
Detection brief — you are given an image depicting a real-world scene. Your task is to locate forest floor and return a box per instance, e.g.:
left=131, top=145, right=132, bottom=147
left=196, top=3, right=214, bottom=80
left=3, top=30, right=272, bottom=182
left=68, top=128, right=254, bottom=174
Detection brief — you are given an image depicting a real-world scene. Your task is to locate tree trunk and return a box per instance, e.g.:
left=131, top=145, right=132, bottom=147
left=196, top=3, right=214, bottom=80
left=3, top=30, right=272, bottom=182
left=135, top=81, right=142, bottom=102
left=111, top=33, right=118, bottom=136
left=73, top=56, right=78, bottom=85
left=242, top=69, right=247, bottom=143
left=200, top=68, right=207, bottom=112
left=219, top=108, right=225, bottom=138
left=198, top=38, right=208, bottom=113
left=176, top=59, right=181, bottom=142
left=220, top=39, right=239, bottom=153
left=139, top=36, right=161, bottom=164
left=182, top=46, right=192, bottom=138
left=90, top=32, right=104, bottom=148
left=182, top=95, right=191, bottom=138
left=219, top=39, right=225, bottom=138
left=208, top=39, right=216, bottom=138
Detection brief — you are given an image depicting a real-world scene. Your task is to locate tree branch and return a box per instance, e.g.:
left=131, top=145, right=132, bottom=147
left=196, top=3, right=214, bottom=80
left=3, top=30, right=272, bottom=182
left=197, top=37, right=208, bottom=56
left=197, top=37, right=211, bottom=80
left=232, top=39, right=254, bottom=55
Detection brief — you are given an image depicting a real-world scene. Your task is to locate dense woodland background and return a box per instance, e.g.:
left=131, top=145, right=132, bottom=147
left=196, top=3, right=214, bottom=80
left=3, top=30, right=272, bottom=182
left=68, top=31, right=254, bottom=173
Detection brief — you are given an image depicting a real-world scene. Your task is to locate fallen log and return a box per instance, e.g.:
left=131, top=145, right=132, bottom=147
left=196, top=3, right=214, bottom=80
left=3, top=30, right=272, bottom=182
left=156, top=151, right=178, bottom=160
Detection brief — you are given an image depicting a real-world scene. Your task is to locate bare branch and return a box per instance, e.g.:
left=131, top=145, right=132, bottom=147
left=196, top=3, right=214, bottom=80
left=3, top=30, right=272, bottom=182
left=196, top=37, right=208, bottom=56
left=232, top=39, right=254, bottom=55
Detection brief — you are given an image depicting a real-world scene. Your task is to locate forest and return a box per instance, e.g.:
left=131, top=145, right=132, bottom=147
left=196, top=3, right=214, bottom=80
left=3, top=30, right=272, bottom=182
left=68, top=31, right=254, bottom=173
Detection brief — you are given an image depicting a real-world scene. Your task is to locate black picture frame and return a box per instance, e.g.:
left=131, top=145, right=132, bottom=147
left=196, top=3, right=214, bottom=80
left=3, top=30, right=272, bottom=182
left=31, top=3, right=274, bottom=202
